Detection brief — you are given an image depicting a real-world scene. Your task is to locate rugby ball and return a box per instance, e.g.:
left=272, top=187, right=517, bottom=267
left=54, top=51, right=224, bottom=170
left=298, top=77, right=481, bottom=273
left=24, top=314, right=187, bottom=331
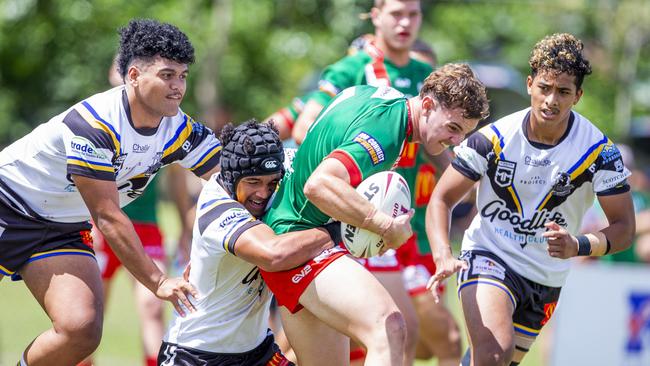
left=341, top=171, right=411, bottom=258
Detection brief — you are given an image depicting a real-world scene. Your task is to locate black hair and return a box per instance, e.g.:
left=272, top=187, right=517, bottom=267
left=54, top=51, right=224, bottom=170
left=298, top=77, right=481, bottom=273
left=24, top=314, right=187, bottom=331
left=116, top=19, right=195, bottom=78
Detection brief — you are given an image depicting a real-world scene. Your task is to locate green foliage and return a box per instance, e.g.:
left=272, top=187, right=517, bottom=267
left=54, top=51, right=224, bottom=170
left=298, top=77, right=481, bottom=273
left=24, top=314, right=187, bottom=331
left=0, top=0, right=647, bottom=145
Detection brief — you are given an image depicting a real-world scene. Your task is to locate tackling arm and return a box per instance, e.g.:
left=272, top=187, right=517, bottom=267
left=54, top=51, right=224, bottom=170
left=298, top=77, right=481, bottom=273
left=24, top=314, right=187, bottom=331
left=233, top=225, right=335, bottom=272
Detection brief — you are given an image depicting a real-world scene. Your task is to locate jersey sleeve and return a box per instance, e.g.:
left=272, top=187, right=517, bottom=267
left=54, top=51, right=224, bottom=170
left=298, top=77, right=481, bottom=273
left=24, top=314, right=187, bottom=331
left=452, top=126, right=495, bottom=181
left=592, top=139, right=631, bottom=195
left=63, top=106, right=118, bottom=181
left=161, top=115, right=222, bottom=177
left=312, top=55, right=366, bottom=107
left=328, top=102, right=406, bottom=186
left=197, top=197, right=263, bottom=255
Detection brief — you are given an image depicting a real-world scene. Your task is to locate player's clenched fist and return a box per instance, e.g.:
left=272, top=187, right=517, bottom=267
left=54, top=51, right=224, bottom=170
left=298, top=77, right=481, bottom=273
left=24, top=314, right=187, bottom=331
left=543, top=221, right=579, bottom=259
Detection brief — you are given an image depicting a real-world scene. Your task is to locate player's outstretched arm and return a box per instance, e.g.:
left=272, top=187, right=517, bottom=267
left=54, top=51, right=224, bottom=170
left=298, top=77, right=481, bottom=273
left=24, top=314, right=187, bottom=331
left=73, top=175, right=197, bottom=316
left=304, top=158, right=412, bottom=248
left=232, top=224, right=335, bottom=272
left=292, top=99, right=324, bottom=145
left=425, top=167, right=476, bottom=302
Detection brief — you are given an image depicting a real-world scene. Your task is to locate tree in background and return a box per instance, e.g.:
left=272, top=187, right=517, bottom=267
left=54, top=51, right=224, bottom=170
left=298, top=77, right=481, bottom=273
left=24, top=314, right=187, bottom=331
left=0, top=0, right=647, bottom=144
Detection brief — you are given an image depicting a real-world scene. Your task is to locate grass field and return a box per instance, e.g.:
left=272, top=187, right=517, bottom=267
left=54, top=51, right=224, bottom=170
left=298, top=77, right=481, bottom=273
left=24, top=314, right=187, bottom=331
left=0, top=202, right=545, bottom=365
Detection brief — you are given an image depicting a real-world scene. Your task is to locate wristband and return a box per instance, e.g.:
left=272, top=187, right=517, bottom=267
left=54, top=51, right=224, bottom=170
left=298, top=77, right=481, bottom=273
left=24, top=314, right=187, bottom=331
left=576, top=235, right=591, bottom=256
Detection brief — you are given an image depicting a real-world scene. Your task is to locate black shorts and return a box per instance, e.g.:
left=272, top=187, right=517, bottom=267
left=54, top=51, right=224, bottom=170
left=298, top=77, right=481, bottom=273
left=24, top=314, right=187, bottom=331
left=158, top=333, right=294, bottom=366
left=0, top=189, right=94, bottom=280
left=456, top=250, right=562, bottom=337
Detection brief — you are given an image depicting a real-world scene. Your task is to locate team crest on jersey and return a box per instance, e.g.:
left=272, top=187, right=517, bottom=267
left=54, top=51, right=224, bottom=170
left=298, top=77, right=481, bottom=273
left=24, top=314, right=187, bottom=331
left=144, top=152, right=164, bottom=176
left=112, top=153, right=128, bottom=171
left=495, top=160, right=516, bottom=187
left=551, top=172, right=574, bottom=197
left=354, top=132, right=385, bottom=165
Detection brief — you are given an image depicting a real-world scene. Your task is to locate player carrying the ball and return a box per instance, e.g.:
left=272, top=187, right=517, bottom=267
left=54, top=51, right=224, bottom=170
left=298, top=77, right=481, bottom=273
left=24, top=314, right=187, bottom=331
left=426, top=33, right=636, bottom=366
left=262, top=63, right=489, bottom=365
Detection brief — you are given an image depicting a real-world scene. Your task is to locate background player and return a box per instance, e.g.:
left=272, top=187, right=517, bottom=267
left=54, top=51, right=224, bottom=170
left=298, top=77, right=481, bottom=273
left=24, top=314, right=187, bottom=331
left=0, top=19, right=221, bottom=366
left=426, top=33, right=636, bottom=365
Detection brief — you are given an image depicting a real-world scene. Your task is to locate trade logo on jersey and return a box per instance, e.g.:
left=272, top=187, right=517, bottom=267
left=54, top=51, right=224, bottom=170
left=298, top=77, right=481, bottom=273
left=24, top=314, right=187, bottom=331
left=495, top=160, right=516, bottom=188
left=219, top=208, right=250, bottom=229
left=353, top=132, right=385, bottom=165
left=551, top=172, right=574, bottom=197
left=70, top=136, right=107, bottom=160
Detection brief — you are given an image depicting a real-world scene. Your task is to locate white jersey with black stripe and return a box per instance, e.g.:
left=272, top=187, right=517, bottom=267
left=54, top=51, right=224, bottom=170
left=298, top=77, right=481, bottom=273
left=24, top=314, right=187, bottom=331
left=164, top=149, right=295, bottom=353
left=453, top=108, right=630, bottom=287
left=164, top=174, right=271, bottom=353
left=0, top=86, right=221, bottom=223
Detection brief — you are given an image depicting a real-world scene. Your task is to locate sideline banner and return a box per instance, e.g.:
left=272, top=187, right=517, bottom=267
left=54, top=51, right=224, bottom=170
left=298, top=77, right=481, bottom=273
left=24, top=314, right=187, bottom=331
left=552, top=262, right=650, bottom=366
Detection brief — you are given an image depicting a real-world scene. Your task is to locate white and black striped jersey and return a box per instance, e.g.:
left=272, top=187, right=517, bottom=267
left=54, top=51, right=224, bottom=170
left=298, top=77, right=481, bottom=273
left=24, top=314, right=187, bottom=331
left=0, top=86, right=221, bottom=223
left=164, top=149, right=295, bottom=353
left=164, top=173, right=271, bottom=353
left=453, top=108, right=630, bottom=287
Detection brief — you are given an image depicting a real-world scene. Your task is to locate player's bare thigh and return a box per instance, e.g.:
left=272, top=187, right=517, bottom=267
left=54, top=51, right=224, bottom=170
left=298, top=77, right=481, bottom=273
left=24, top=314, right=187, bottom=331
left=20, top=254, right=104, bottom=364
left=459, top=283, right=515, bottom=365
left=280, top=305, right=349, bottom=366
left=287, top=254, right=406, bottom=366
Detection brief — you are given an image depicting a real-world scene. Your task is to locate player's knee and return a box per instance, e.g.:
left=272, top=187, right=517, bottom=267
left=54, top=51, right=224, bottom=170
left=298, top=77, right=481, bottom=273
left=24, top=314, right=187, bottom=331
left=383, top=310, right=407, bottom=347
left=445, top=322, right=462, bottom=356
left=55, top=311, right=103, bottom=353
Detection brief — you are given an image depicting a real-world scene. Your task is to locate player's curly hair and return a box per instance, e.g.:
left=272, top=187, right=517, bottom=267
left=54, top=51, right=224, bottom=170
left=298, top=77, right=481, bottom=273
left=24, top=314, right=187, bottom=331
left=116, top=19, right=195, bottom=78
left=529, top=33, right=592, bottom=89
left=419, top=63, right=490, bottom=120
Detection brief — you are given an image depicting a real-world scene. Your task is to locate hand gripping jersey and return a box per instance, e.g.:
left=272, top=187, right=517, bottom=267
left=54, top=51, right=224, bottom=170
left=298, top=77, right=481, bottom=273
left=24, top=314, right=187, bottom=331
left=164, top=174, right=271, bottom=353
left=265, top=85, right=413, bottom=234
left=0, top=86, right=221, bottom=223
left=453, top=108, right=630, bottom=287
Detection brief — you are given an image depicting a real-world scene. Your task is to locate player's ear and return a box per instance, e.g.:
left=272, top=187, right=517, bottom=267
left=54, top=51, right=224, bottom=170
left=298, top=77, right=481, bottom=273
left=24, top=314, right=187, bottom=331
left=422, top=95, right=436, bottom=114
left=526, top=75, right=534, bottom=95
left=573, top=88, right=584, bottom=105
left=126, top=64, right=140, bottom=87
left=370, top=6, right=381, bottom=27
